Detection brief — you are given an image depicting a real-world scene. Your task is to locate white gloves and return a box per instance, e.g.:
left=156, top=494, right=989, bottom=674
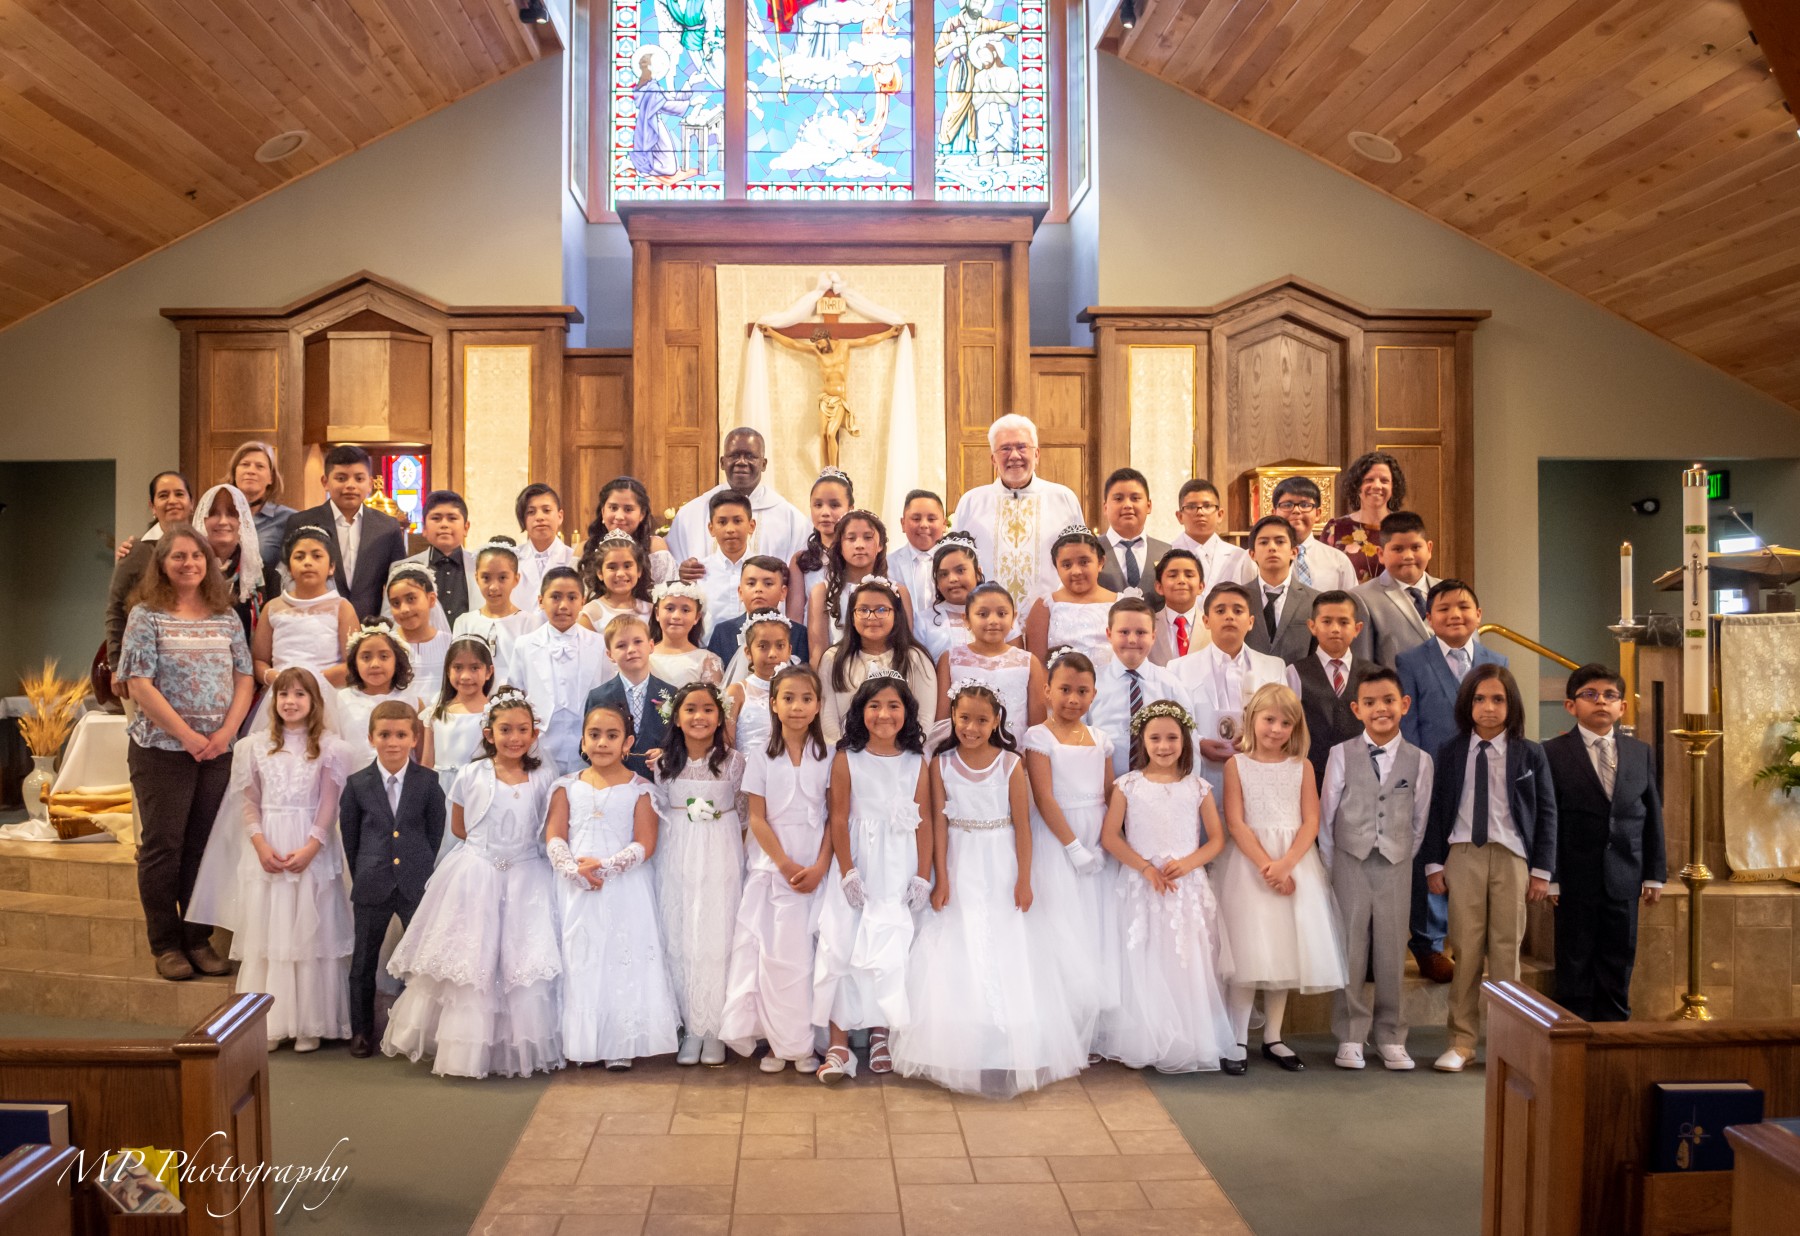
left=904, top=875, right=934, bottom=912
left=547, top=838, right=586, bottom=887
left=1063, top=839, right=1104, bottom=876
left=840, top=868, right=867, bottom=909
left=598, top=841, right=646, bottom=878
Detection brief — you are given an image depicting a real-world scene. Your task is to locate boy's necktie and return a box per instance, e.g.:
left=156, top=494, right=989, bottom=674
left=1329, top=659, right=1346, bottom=694
left=1126, top=668, right=1143, bottom=718
left=1120, top=539, right=1142, bottom=588
left=1295, top=542, right=1315, bottom=588
left=1174, top=615, right=1190, bottom=658
left=1472, top=740, right=1491, bottom=847
left=1408, top=586, right=1428, bottom=619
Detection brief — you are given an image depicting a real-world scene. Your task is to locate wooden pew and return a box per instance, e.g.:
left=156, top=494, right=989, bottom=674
left=0, top=1144, right=78, bottom=1236
left=0, top=994, right=273, bottom=1236
left=1727, top=1122, right=1800, bottom=1235
left=1483, top=981, right=1800, bottom=1236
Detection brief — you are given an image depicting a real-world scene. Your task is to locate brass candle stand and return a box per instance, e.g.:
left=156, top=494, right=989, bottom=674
left=1670, top=712, right=1723, bottom=1021
left=1607, top=621, right=1645, bottom=736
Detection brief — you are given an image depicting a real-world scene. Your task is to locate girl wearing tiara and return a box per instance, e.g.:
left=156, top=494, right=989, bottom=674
left=249, top=526, right=355, bottom=732
left=421, top=632, right=498, bottom=852
left=582, top=476, right=678, bottom=587
left=652, top=681, right=746, bottom=1067
left=1097, top=699, right=1241, bottom=1074
left=936, top=581, right=1044, bottom=745
left=818, top=578, right=938, bottom=744
left=335, top=618, right=426, bottom=769
left=1025, top=526, right=1118, bottom=664
left=453, top=537, right=538, bottom=683
left=893, top=680, right=1084, bottom=1096
left=808, top=509, right=912, bottom=658
left=813, top=668, right=932, bottom=1082
left=386, top=564, right=449, bottom=696
left=724, top=612, right=791, bottom=755
left=648, top=581, right=725, bottom=687
left=188, top=668, right=355, bottom=1053
left=1023, top=647, right=1117, bottom=1052
left=384, top=687, right=564, bottom=1078
left=788, top=468, right=854, bottom=623
left=721, top=664, right=833, bottom=1073
left=578, top=529, right=653, bottom=637
left=913, top=532, right=981, bottom=662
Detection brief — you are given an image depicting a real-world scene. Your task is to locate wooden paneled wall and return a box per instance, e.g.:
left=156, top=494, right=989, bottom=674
left=1029, top=347, right=1101, bottom=517
left=1084, top=278, right=1486, bottom=582
left=618, top=204, right=1040, bottom=516
left=561, top=349, right=635, bottom=527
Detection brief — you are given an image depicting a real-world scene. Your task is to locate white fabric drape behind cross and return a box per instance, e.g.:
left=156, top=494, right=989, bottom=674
left=739, top=270, right=917, bottom=528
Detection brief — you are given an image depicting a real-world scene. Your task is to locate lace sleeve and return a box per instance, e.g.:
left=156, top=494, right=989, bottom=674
left=237, top=741, right=265, bottom=837
left=727, top=749, right=748, bottom=822
left=699, top=652, right=725, bottom=687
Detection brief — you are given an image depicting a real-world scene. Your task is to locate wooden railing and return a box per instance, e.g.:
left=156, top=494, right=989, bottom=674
left=0, top=1144, right=78, bottom=1236
left=0, top=994, right=273, bottom=1236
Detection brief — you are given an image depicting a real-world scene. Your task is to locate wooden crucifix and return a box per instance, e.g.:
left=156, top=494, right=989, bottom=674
left=750, top=293, right=916, bottom=468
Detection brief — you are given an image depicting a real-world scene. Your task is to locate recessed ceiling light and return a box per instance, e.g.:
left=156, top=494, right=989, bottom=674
left=1348, top=130, right=1402, bottom=163
left=255, top=131, right=308, bottom=163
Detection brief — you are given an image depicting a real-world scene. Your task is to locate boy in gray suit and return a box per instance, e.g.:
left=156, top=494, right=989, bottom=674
left=1319, top=667, right=1434, bottom=1071
left=1095, top=467, right=1170, bottom=607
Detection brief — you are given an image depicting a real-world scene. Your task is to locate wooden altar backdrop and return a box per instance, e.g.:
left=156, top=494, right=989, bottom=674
left=167, top=224, right=1486, bottom=584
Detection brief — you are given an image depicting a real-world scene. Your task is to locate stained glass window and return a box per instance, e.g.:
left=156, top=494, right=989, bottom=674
left=932, top=0, right=1047, bottom=201
left=609, top=0, right=728, bottom=203
left=746, top=0, right=915, bottom=200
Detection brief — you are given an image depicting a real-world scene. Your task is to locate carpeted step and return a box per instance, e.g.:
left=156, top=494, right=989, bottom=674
left=1283, top=955, right=1555, bottom=1035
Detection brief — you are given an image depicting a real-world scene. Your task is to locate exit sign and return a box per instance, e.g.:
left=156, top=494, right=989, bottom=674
left=1707, top=471, right=1730, bottom=501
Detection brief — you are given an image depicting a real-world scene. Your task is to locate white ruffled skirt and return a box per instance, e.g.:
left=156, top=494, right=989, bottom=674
left=556, top=863, right=681, bottom=1063
left=227, top=807, right=352, bottom=1042
left=381, top=845, right=564, bottom=1078
left=1027, top=797, right=1120, bottom=1047
left=891, top=824, right=1087, bottom=1096
left=812, top=818, right=918, bottom=1032
left=719, top=863, right=825, bottom=1061
left=655, top=813, right=745, bottom=1039
left=1096, top=859, right=1239, bottom=1073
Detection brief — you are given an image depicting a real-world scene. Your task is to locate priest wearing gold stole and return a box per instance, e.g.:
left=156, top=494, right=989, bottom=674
left=950, top=414, right=1086, bottom=610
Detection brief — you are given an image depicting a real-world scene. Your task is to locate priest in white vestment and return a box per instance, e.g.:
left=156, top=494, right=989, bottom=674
left=665, top=427, right=811, bottom=574
left=949, top=414, right=1087, bottom=610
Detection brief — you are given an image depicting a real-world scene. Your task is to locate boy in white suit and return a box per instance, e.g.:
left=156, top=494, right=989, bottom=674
left=512, top=567, right=608, bottom=775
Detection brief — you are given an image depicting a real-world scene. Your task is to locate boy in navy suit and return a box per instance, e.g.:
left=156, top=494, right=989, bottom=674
left=585, top=613, right=672, bottom=778
left=1421, top=665, right=1556, bottom=1072
left=1545, top=664, right=1665, bottom=1022
left=340, top=700, right=446, bottom=1057
left=1397, top=578, right=1507, bottom=983
left=707, top=555, right=808, bottom=679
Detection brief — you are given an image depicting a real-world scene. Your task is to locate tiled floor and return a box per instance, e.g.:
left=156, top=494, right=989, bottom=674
left=472, top=1058, right=1251, bottom=1235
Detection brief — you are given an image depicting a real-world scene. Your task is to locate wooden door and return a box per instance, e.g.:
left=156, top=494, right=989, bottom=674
left=561, top=350, right=635, bottom=528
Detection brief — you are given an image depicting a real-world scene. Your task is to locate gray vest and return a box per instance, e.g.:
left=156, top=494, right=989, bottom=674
left=1333, top=738, right=1422, bottom=864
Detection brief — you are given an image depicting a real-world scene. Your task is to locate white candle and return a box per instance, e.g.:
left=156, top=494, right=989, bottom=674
left=1620, top=541, right=1634, bottom=625
left=1682, top=465, right=1710, bottom=714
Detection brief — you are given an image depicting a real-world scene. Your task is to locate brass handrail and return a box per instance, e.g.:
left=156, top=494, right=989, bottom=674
left=1476, top=623, right=1580, bottom=671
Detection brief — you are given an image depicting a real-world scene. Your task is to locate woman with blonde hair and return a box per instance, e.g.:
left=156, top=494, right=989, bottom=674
left=227, top=440, right=296, bottom=571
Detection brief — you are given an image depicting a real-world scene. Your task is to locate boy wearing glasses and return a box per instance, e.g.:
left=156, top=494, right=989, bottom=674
left=1241, top=477, right=1358, bottom=594
left=1543, top=664, right=1665, bottom=1022
left=1170, top=479, right=1248, bottom=589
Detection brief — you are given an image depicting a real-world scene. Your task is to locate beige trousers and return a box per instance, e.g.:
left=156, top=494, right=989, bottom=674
left=1444, top=841, right=1527, bottom=1051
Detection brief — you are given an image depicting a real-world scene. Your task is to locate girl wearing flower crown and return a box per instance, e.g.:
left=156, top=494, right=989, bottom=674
left=383, top=687, right=565, bottom=1078
left=1024, top=526, right=1118, bottom=664
left=648, top=581, right=725, bottom=688
left=453, top=537, right=539, bottom=684
left=335, top=617, right=426, bottom=769
left=892, top=680, right=1084, bottom=1096
left=812, top=668, right=931, bottom=1083
left=788, top=468, right=854, bottom=624
left=652, top=681, right=745, bottom=1067
left=808, top=508, right=912, bottom=659
left=912, top=532, right=982, bottom=663
left=1096, top=698, right=1242, bottom=1074
left=578, top=529, right=653, bottom=637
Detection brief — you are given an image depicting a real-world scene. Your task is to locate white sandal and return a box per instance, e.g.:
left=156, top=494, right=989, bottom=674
left=816, top=1045, right=856, bottom=1084
left=868, top=1028, right=893, bottom=1075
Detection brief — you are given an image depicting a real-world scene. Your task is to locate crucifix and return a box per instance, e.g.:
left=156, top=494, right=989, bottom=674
left=750, top=292, right=916, bottom=468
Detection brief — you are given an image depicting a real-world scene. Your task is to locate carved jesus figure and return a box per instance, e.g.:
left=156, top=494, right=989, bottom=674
left=761, top=322, right=903, bottom=468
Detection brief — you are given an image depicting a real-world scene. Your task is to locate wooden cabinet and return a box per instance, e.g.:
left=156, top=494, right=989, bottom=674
left=1083, top=279, right=1486, bottom=583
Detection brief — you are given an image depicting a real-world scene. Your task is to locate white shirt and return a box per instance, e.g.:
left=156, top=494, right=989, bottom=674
left=949, top=475, right=1086, bottom=609
left=1173, top=532, right=1250, bottom=597
left=378, top=760, right=408, bottom=815
left=1170, top=641, right=1302, bottom=713
left=1150, top=603, right=1206, bottom=667
left=1105, top=529, right=1149, bottom=586
left=1083, top=657, right=1194, bottom=776
left=887, top=540, right=939, bottom=613
left=1256, top=573, right=1294, bottom=628
left=665, top=482, right=810, bottom=566
left=1293, top=534, right=1357, bottom=593
left=333, top=504, right=364, bottom=583
left=1315, top=647, right=1354, bottom=692
left=1434, top=635, right=1479, bottom=681
left=1425, top=732, right=1551, bottom=880
left=1317, top=736, right=1434, bottom=868
left=699, top=550, right=750, bottom=637
left=512, top=538, right=576, bottom=611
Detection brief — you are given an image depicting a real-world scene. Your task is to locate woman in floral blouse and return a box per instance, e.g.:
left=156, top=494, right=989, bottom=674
left=1320, top=451, right=1408, bottom=585
left=118, top=525, right=256, bottom=982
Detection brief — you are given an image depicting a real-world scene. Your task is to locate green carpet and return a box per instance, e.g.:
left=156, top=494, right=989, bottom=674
left=0, top=1013, right=546, bottom=1234
left=1145, top=1029, right=1484, bottom=1236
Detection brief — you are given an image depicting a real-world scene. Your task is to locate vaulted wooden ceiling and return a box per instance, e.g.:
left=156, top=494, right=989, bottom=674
left=0, top=0, right=556, bottom=330
left=1109, top=0, right=1800, bottom=410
